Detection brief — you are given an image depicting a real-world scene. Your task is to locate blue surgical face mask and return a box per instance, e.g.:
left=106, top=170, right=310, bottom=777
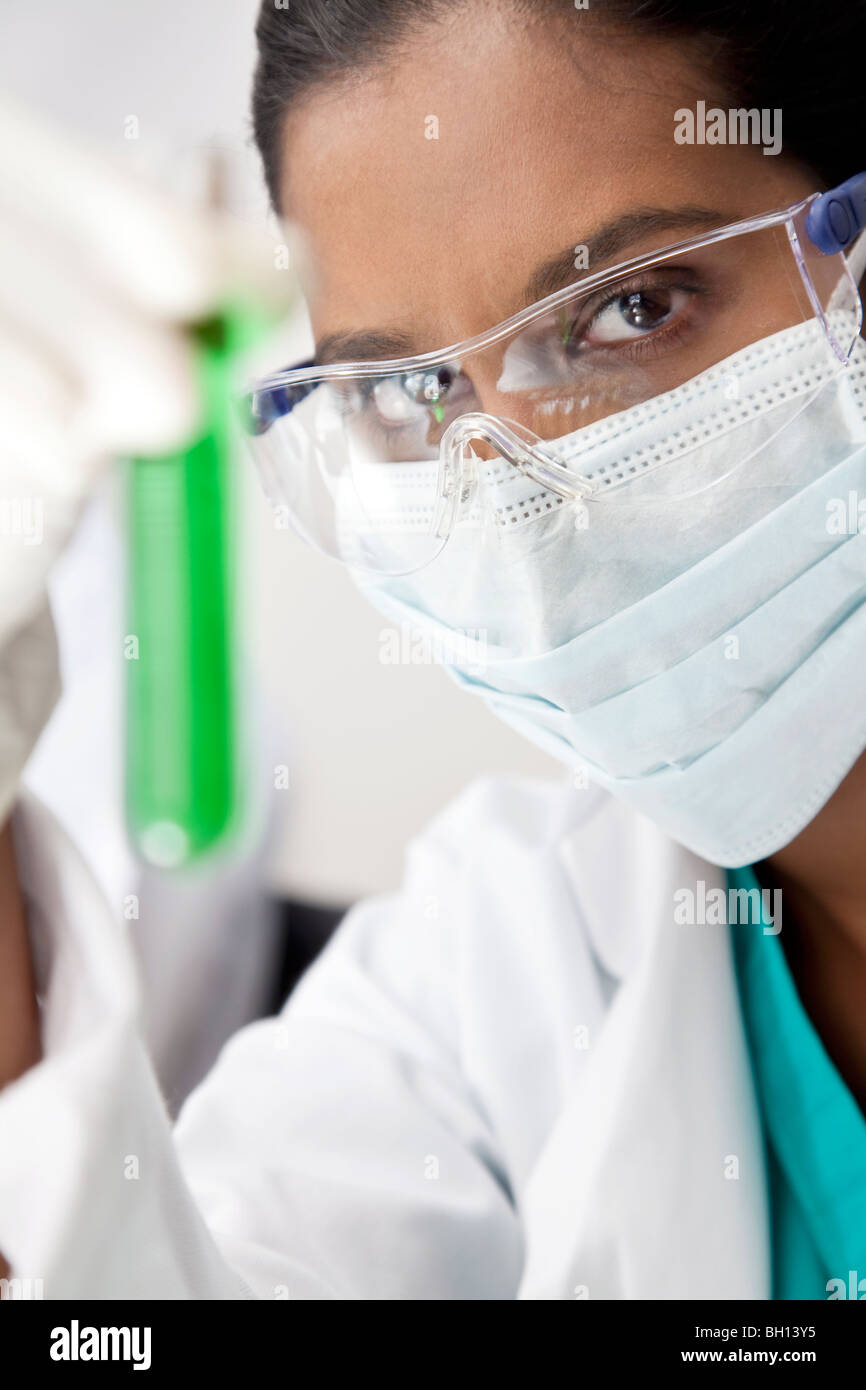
left=353, top=303, right=866, bottom=869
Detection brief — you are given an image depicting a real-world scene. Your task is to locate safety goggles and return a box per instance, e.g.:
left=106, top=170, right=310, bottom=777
left=242, top=173, right=866, bottom=575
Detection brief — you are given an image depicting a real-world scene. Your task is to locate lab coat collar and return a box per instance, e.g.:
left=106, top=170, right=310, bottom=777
left=517, top=792, right=771, bottom=1299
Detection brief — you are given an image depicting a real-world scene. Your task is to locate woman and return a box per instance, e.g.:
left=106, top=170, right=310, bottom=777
left=0, top=0, right=864, bottom=1299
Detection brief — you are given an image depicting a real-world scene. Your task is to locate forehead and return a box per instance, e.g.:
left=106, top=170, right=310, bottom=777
left=278, top=7, right=805, bottom=351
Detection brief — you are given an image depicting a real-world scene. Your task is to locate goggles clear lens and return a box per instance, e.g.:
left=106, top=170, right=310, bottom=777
left=242, top=197, right=862, bottom=575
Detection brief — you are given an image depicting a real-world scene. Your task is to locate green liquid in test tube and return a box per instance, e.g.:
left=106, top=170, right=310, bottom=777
left=126, top=305, right=259, bottom=869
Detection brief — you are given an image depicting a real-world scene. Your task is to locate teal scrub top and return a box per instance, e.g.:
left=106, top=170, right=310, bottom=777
left=728, top=864, right=866, bottom=1300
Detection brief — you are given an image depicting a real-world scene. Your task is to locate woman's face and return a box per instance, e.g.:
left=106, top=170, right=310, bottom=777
left=277, top=4, right=819, bottom=389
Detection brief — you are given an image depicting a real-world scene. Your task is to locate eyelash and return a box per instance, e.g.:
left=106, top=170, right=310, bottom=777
left=565, top=272, right=706, bottom=357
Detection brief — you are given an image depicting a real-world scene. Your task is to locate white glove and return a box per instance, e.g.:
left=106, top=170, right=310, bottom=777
left=0, top=97, right=292, bottom=824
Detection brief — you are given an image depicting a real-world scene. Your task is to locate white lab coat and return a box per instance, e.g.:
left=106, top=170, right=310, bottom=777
left=0, top=773, right=770, bottom=1300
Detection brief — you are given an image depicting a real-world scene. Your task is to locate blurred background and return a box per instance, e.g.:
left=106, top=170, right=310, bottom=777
left=2, top=0, right=559, bottom=1107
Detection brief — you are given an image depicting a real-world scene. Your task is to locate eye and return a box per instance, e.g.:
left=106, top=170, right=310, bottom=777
left=370, top=376, right=425, bottom=424
left=370, top=364, right=459, bottom=426
left=581, top=284, right=692, bottom=347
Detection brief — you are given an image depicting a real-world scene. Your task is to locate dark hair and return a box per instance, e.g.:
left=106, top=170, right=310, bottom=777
left=252, top=0, right=866, bottom=212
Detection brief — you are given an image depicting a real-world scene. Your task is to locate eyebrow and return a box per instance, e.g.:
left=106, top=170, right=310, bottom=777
left=522, top=205, right=729, bottom=305
left=314, top=328, right=416, bottom=368
left=314, top=204, right=729, bottom=366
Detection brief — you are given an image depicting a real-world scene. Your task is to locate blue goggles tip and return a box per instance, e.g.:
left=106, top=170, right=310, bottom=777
left=805, top=171, right=866, bottom=256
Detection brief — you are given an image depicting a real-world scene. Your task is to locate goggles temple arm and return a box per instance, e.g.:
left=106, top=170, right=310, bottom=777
left=250, top=357, right=317, bottom=432
left=250, top=171, right=866, bottom=435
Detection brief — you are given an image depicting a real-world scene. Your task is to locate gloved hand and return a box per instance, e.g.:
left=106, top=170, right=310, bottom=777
left=0, top=97, right=291, bottom=825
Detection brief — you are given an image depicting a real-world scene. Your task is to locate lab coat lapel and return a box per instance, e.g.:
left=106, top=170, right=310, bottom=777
left=518, top=802, right=771, bottom=1299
